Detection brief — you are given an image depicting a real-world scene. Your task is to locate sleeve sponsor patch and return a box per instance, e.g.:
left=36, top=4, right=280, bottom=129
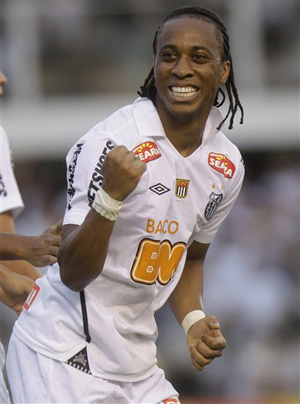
left=67, top=142, right=84, bottom=210
left=208, top=152, right=235, bottom=179
left=87, top=140, right=115, bottom=207
left=24, top=284, right=40, bottom=311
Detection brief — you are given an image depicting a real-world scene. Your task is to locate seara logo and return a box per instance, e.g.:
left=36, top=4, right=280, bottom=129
left=132, top=142, right=161, bottom=163
left=208, top=152, right=235, bottom=179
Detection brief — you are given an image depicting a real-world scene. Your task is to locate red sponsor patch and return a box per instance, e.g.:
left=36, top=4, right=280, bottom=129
left=132, top=142, right=161, bottom=163
left=208, top=152, right=235, bottom=179
left=24, top=284, right=40, bottom=311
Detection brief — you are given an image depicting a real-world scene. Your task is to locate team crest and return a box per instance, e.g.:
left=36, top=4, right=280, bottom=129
left=175, top=178, right=190, bottom=199
left=204, top=192, right=223, bottom=220
left=208, top=152, right=235, bottom=179
left=0, top=172, right=7, bottom=197
left=132, top=142, right=161, bottom=163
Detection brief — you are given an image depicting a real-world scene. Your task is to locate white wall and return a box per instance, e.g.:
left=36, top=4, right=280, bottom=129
left=2, top=90, right=299, bottom=160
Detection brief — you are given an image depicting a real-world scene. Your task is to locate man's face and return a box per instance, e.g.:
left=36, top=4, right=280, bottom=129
left=154, top=17, right=230, bottom=120
left=0, top=71, right=7, bottom=97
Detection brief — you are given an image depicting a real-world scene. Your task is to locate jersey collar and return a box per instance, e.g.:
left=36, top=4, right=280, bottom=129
left=132, top=97, right=166, bottom=138
left=201, top=107, right=225, bottom=144
left=132, top=97, right=224, bottom=141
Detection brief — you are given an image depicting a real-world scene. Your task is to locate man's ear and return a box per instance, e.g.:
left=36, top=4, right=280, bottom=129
left=220, top=60, right=230, bottom=85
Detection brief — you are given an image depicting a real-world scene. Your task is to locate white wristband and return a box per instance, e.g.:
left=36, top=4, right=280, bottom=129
left=92, top=187, right=123, bottom=221
left=181, top=310, right=206, bottom=335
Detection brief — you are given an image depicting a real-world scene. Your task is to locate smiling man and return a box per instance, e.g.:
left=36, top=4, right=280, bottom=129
left=154, top=18, right=230, bottom=135
left=7, top=6, right=245, bottom=404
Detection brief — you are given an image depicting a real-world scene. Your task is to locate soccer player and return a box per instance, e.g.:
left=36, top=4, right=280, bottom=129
left=7, top=6, right=245, bottom=403
left=0, top=70, right=62, bottom=303
left=0, top=70, right=62, bottom=403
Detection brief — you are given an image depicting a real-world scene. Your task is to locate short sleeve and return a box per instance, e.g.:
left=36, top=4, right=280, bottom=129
left=63, top=129, right=116, bottom=226
left=0, top=127, right=24, bottom=217
left=194, top=156, right=245, bottom=244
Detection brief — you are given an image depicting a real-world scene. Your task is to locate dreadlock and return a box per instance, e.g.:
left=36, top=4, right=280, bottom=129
left=138, top=6, right=244, bottom=130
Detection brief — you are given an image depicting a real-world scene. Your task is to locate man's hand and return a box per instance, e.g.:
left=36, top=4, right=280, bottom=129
left=0, top=264, right=34, bottom=315
left=187, top=315, right=227, bottom=371
left=101, top=146, right=147, bottom=201
left=24, top=219, right=63, bottom=267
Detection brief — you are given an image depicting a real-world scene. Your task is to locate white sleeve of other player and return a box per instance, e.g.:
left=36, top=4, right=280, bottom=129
left=0, top=127, right=24, bottom=217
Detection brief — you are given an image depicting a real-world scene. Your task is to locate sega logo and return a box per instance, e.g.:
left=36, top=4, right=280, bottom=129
left=208, top=152, right=235, bottom=179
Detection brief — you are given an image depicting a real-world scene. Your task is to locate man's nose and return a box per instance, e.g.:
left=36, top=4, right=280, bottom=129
left=171, top=56, right=193, bottom=77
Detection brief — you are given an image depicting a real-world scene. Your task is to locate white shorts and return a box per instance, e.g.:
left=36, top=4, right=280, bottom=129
left=7, top=333, right=180, bottom=404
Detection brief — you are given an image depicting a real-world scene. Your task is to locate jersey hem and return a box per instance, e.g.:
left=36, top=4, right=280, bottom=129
left=12, top=327, right=159, bottom=383
left=89, top=363, right=159, bottom=383
left=193, top=235, right=214, bottom=244
left=12, top=326, right=86, bottom=363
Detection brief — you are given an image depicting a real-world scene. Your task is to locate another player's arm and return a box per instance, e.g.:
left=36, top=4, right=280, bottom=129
left=0, top=263, right=34, bottom=315
left=58, top=146, right=146, bottom=292
left=0, top=213, right=62, bottom=279
left=0, top=232, right=39, bottom=260
left=169, top=241, right=226, bottom=371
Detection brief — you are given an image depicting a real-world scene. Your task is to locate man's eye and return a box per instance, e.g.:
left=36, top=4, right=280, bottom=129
left=162, top=52, right=176, bottom=59
left=193, top=54, right=207, bottom=61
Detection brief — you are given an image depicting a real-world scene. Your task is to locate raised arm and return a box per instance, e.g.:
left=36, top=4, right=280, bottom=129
left=58, top=146, right=146, bottom=292
left=169, top=240, right=226, bottom=371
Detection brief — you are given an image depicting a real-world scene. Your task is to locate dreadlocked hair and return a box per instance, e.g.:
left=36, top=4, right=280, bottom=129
left=138, top=5, right=244, bottom=130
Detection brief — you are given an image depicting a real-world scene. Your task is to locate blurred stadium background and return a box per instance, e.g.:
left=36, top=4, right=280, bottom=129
left=0, top=0, right=299, bottom=403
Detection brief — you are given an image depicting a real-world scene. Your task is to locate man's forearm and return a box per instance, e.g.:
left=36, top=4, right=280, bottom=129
left=58, top=208, right=115, bottom=292
left=169, top=259, right=205, bottom=325
left=0, top=233, right=33, bottom=260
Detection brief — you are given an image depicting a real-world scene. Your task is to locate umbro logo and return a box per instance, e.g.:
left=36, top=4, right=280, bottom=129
left=149, top=183, right=170, bottom=196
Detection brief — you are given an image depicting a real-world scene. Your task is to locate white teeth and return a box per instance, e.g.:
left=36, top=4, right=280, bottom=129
left=172, top=86, right=196, bottom=93
left=171, top=86, right=197, bottom=97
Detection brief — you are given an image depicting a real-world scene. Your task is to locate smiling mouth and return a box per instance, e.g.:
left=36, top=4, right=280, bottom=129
left=170, top=86, right=198, bottom=98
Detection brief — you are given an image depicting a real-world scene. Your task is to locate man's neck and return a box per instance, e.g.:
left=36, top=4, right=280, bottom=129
left=157, top=108, right=210, bottom=157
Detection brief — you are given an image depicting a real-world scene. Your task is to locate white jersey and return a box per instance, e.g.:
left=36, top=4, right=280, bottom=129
left=1, top=126, right=22, bottom=404
left=13, top=98, right=244, bottom=382
left=0, top=126, right=24, bottom=216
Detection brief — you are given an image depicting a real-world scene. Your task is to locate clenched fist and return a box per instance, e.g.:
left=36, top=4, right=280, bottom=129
left=101, top=145, right=147, bottom=201
left=187, top=316, right=227, bottom=371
